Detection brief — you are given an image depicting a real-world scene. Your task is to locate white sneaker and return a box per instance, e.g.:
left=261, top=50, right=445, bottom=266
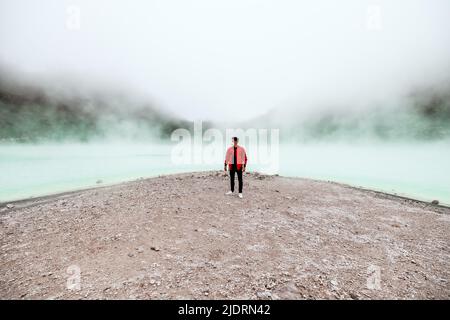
left=238, top=193, right=243, bottom=199
left=226, top=191, right=233, bottom=195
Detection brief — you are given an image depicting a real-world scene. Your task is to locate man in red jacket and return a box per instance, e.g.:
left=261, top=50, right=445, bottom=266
left=224, top=137, right=248, bottom=198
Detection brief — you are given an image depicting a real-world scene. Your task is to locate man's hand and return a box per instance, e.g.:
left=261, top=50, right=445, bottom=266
left=242, top=166, right=246, bottom=173
left=224, top=165, right=227, bottom=172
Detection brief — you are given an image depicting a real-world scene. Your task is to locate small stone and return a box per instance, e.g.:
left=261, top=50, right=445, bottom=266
left=349, top=292, right=358, bottom=300
left=256, top=291, right=272, bottom=299
left=150, top=246, right=160, bottom=252
left=128, top=253, right=134, bottom=257
left=431, top=200, right=439, bottom=205
left=136, top=246, right=144, bottom=253
left=6, top=204, right=14, bottom=209
left=96, top=180, right=103, bottom=184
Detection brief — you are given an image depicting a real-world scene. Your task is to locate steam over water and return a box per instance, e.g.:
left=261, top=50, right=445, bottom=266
left=1, top=141, right=449, bottom=205
left=1, top=72, right=449, bottom=205
left=1, top=78, right=450, bottom=205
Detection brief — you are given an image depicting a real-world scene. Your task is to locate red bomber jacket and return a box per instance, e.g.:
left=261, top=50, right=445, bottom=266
left=224, top=146, right=248, bottom=171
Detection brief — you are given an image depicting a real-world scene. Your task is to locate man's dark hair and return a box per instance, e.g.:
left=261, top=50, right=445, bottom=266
left=232, top=137, right=239, bottom=142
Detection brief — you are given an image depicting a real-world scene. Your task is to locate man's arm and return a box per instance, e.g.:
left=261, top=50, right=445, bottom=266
left=243, top=150, right=248, bottom=172
left=224, top=149, right=228, bottom=171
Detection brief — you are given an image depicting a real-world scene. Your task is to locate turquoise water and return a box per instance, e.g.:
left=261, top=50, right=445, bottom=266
left=0, top=143, right=213, bottom=202
left=1, top=142, right=449, bottom=205
left=279, top=142, right=450, bottom=205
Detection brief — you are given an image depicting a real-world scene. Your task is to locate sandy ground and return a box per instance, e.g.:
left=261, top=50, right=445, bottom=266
left=0, top=171, right=449, bottom=300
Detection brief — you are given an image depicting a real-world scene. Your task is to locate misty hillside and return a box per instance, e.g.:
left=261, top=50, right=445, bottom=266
left=0, top=80, right=192, bottom=142
left=1, top=74, right=450, bottom=143
left=240, top=86, right=450, bottom=142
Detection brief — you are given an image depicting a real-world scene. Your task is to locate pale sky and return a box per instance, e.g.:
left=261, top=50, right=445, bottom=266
left=1, top=0, right=450, bottom=121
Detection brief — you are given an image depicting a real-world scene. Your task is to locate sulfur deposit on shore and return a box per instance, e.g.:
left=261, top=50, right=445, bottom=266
left=0, top=171, right=449, bottom=299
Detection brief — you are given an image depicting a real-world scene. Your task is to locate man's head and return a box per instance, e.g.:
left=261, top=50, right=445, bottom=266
left=232, top=137, right=239, bottom=147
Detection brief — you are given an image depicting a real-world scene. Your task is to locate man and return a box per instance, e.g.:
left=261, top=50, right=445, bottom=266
left=224, top=137, right=248, bottom=198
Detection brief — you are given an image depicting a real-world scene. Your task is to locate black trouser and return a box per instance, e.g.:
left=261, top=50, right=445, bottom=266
left=229, top=168, right=243, bottom=193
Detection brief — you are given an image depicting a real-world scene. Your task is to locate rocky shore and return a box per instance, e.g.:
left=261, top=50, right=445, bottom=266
left=1, top=171, right=449, bottom=299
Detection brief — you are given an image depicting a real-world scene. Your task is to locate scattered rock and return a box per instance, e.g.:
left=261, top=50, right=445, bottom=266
left=6, top=204, right=14, bottom=209
left=256, top=291, right=272, bottom=299
left=431, top=200, right=439, bottom=205
left=150, top=246, right=160, bottom=252
left=136, top=246, right=144, bottom=253
left=349, top=292, right=359, bottom=300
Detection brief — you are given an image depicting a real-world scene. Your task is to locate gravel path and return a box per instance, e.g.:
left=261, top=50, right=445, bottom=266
left=1, top=171, right=449, bottom=299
